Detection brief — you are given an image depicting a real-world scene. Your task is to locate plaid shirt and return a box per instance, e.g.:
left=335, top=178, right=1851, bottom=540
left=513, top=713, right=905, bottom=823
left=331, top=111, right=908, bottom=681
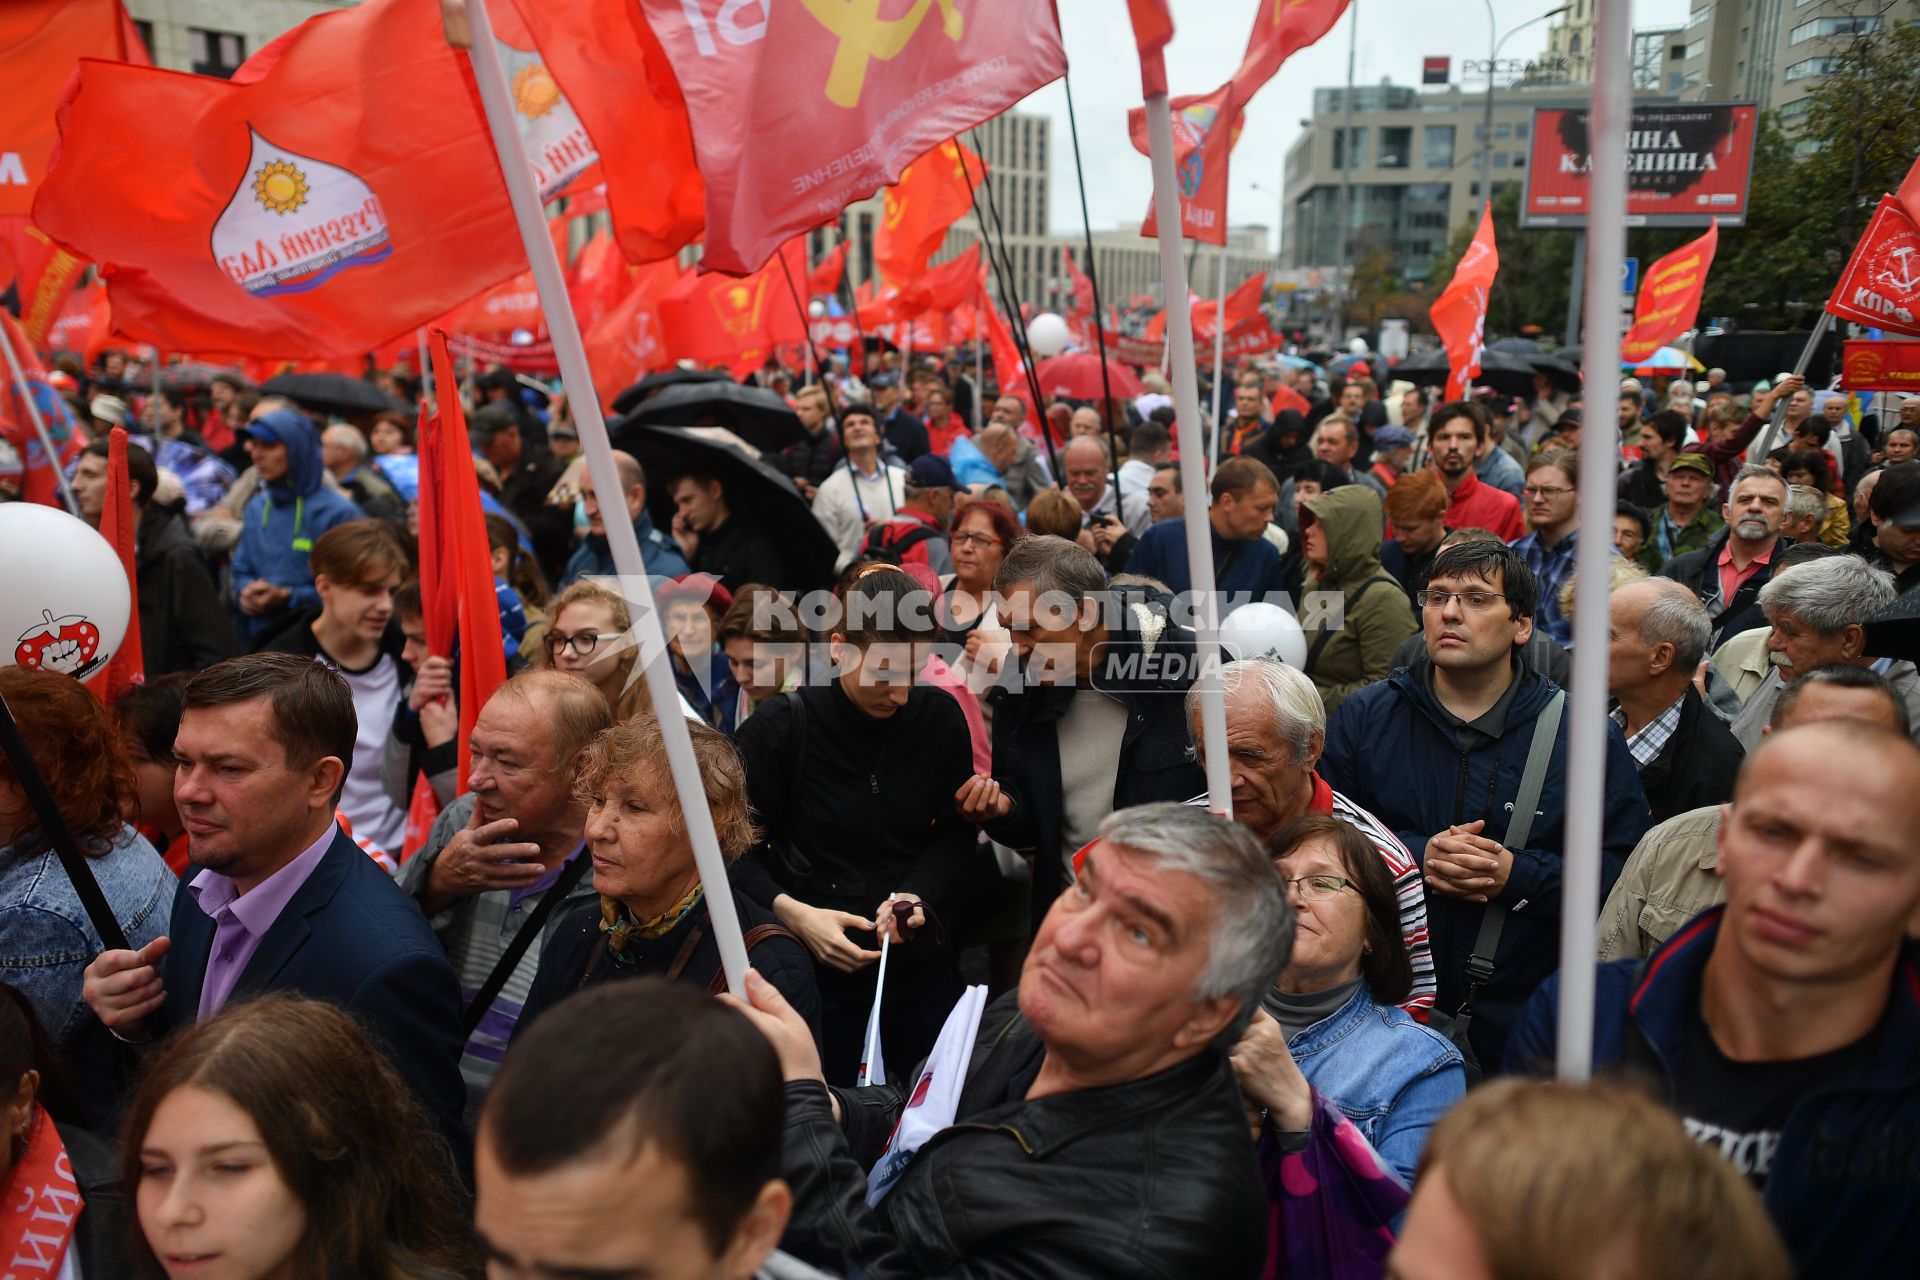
left=1511, top=526, right=1579, bottom=647
left=1611, top=694, right=1685, bottom=768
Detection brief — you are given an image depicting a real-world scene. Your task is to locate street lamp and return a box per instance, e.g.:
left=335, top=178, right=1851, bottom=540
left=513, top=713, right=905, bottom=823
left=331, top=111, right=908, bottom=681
left=1479, top=3, right=1570, bottom=206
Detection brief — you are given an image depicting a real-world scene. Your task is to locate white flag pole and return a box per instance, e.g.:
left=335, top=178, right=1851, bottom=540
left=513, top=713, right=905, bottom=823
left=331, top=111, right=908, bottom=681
left=1209, top=243, right=1229, bottom=478
left=1144, top=92, right=1231, bottom=818
left=459, top=0, right=749, bottom=992
left=0, top=336, right=78, bottom=515
left=1559, top=0, right=1633, bottom=1084
left=858, top=931, right=892, bottom=1087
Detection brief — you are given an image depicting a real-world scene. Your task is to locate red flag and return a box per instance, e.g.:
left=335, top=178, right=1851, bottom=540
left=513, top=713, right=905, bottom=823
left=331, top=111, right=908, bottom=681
left=0, top=220, right=89, bottom=346
left=1126, top=0, right=1174, bottom=97
left=502, top=0, right=704, bottom=263
left=1826, top=194, right=1920, bottom=338
left=86, top=426, right=144, bottom=703
left=568, top=227, right=629, bottom=322
left=1430, top=203, right=1499, bottom=400
left=635, top=0, right=1064, bottom=274
left=1195, top=271, right=1268, bottom=342
left=1128, top=85, right=1242, bottom=247
left=1621, top=222, right=1719, bottom=363
left=982, top=283, right=1038, bottom=430
left=423, top=330, right=510, bottom=791
left=0, top=311, right=82, bottom=507
left=899, top=244, right=983, bottom=316
left=808, top=241, right=849, bottom=295
left=583, top=257, right=685, bottom=402
left=660, top=239, right=808, bottom=366
left=1231, top=0, right=1352, bottom=104
left=0, top=1, right=149, bottom=218
left=31, top=0, right=526, bottom=359
left=874, top=141, right=983, bottom=283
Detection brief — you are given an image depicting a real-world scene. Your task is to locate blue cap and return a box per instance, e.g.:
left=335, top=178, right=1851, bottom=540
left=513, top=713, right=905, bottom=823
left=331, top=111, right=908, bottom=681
left=1372, top=425, right=1416, bottom=449
left=868, top=371, right=900, bottom=389
left=908, top=454, right=957, bottom=489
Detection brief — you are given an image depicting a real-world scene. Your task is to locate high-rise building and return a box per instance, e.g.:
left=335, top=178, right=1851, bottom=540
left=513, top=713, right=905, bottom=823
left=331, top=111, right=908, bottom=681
left=1675, top=0, right=1916, bottom=121
left=123, top=1, right=354, bottom=76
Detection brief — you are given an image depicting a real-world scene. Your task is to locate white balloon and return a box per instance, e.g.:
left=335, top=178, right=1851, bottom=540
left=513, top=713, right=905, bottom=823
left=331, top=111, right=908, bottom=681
left=0, top=504, right=132, bottom=682
left=1217, top=602, right=1308, bottom=669
left=1348, top=337, right=1370, bottom=355
left=1026, top=313, right=1071, bottom=359
left=808, top=299, right=827, bottom=319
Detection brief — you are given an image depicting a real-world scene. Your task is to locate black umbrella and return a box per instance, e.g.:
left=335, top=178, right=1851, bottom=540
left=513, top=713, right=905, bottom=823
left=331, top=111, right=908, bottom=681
left=620, top=380, right=805, bottom=455
left=1863, top=584, right=1920, bottom=664
left=262, top=372, right=405, bottom=416
left=1390, top=349, right=1537, bottom=400
left=158, top=362, right=247, bottom=393
left=1489, top=337, right=1580, bottom=392
left=605, top=420, right=837, bottom=591
left=1488, top=337, right=1546, bottom=358
left=610, top=368, right=733, bottom=415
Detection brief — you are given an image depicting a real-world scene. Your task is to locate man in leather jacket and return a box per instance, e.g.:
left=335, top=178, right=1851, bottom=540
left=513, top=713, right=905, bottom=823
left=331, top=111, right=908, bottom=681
left=729, top=803, right=1293, bottom=1278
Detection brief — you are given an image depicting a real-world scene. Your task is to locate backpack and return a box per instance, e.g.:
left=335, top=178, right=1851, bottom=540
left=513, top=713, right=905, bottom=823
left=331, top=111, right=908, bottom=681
left=859, top=518, right=939, bottom=566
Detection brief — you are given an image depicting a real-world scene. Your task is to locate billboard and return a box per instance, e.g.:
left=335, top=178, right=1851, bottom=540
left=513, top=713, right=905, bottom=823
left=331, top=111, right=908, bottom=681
left=1519, top=103, right=1758, bottom=228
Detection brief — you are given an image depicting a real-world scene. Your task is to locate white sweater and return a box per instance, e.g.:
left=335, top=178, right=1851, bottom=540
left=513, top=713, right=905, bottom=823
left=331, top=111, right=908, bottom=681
left=813, top=458, right=907, bottom=569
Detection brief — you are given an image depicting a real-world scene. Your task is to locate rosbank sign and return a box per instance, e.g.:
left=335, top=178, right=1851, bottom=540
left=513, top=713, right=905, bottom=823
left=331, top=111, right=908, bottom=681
left=1520, top=103, right=1757, bottom=228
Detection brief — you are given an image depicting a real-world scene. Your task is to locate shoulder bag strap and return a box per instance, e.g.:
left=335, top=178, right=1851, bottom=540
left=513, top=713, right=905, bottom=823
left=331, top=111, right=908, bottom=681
left=461, top=853, right=591, bottom=1036
left=706, top=923, right=803, bottom=994
left=1456, top=689, right=1565, bottom=1027
left=1302, top=574, right=1391, bottom=671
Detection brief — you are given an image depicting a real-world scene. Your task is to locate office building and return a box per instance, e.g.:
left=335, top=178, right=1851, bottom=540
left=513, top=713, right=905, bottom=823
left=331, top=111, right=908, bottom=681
left=124, top=0, right=352, bottom=75
left=1676, top=0, right=1917, bottom=122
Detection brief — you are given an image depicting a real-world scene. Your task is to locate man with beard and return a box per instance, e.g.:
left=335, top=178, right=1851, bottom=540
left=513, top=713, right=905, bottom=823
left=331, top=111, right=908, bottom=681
left=1661, top=465, right=1790, bottom=647
left=1426, top=402, right=1524, bottom=541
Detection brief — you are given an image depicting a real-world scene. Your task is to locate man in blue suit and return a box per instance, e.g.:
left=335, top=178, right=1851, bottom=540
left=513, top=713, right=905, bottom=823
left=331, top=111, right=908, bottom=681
left=82, top=653, right=467, bottom=1146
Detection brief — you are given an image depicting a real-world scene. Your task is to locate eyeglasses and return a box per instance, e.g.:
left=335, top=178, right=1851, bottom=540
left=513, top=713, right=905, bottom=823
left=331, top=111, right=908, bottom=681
left=544, top=630, right=603, bottom=658
left=951, top=533, right=1004, bottom=549
left=1416, top=590, right=1511, bottom=612
left=1522, top=484, right=1574, bottom=499
left=1281, top=874, right=1355, bottom=902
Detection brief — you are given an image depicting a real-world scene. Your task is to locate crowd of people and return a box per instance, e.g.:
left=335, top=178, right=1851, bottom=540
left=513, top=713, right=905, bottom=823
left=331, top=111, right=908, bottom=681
left=2, top=336, right=1919, bottom=1279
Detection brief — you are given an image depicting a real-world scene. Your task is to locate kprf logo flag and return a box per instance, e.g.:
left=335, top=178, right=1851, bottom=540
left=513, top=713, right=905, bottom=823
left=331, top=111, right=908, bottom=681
left=1126, top=84, right=1243, bottom=247
left=32, top=0, right=526, bottom=359
left=0, top=0, right=148, bottom=218
left=633, top=0, right=1064, bottom=274
left=1621, top=221, right=1718, bottom=363
left=1826, top=195, right=1920, bottom=337
left=874, top=140, right=983, bottom=284
left=1430, top=204, right=1499, bottom=400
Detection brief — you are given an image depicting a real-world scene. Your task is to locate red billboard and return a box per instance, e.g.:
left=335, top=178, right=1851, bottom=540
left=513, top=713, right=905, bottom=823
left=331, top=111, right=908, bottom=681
left=1520, top=103, right=1758, bottom=228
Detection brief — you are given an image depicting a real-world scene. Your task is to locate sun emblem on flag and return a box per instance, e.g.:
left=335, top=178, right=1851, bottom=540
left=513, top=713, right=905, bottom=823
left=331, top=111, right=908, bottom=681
left=511, top=62, right=561, bottom=119
left=251, top=159, right=309, bottom=215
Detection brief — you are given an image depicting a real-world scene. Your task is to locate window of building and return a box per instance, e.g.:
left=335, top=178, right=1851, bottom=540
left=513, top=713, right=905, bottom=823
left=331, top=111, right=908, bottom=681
left=1494, top=151, right=1511, bottom=168
left=189, top=28, right=246, bottom=77
left=1495, top=122, right=1511, bottom=139
left=1332, top=127, right=1367, bottom=170
left=1423, top=125, right=1456, bottom=169
left=1682, top=69, right=1705, bottom=88
left=1740, top=26, right=1749, bottom=42
left=1791, top=15, right=1881, bottom=43
left=1379, top=127, right=1412, bottom=169
left=1474, top=123, right=1487, bottom=141
left=1469, top=182, right=1481, bottom=197
left=1671, top=43, right=1687, bottom=59
left=131, top=19, right=154, bottom=57
left=1784, top=56, right=1840, bottom=81
left=1516, top=122, right=1529, bottom=140
left=1685, top=7, right=1710, bottom=29
left=1793, top=138, right=1828, bottom=156
left=1778, top=97, right=1812, bottom=119
left=1684, top=38, right=1705, bottom=59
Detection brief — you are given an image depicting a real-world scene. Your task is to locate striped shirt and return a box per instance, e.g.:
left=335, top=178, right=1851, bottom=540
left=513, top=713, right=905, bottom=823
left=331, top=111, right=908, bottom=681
left=398, top=793, right=595, bottom=1122
left=1184, top=774, right=1436, bottom=1016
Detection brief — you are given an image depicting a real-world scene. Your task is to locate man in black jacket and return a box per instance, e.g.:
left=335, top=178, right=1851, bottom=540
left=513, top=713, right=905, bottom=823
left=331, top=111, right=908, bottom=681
left=730, top=803, right=1290, bottom=1280
left=1661, top=464, right=1790, bottom=648
left=954, top=537, right=1206, bottom=928
left=1604, top=578, right=1743, bottom=823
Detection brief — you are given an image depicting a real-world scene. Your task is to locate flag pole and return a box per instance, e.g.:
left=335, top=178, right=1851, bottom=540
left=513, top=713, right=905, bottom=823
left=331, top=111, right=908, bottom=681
left=416, top=326, right=433, bottom=405
left=458, top=0, right=750, bottom=993
left=1209, top=242, right=1229, bottom=477
left=0, top=331, right=78, bottom=515
left=1748, top=312, right=1833, bottom=461
left=1560, top=0, right=1633, bottom=1085
left=1144, top=91, right=1231, bottom=818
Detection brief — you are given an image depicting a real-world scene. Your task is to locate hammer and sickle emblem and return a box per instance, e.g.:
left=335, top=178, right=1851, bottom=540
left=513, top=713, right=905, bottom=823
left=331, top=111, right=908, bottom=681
left=799, top=0, right=965, bottom=109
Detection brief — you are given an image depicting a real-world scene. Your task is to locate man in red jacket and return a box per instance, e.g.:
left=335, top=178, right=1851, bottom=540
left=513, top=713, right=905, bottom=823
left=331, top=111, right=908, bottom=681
left=1427, top=401, right=1524, bottom=541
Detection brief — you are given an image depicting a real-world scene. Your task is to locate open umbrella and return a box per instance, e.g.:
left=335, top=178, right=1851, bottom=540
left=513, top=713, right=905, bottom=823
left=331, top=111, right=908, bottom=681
left=1389, top=349, right=1537, bottom=400
left=1864, top=584, right=1920, bottom=664
left=1488, top=337, right=1546, bottom=358
left=158, top=362, right=246, bottom=393
left=1033, top=352, right=1144, bottom=402
left=262, top=372, right=405, bottom=416
left=605, top=420, right=837, bottom=591
left=620, top=381, right=804, bottom=455
left=1625, top=346, right=1705, bottom=377
left=610, top=368, right=733, bottom=415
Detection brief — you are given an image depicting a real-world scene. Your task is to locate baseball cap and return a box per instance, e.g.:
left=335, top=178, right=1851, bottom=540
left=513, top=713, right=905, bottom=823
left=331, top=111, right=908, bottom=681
left=1669, top=453, right=1713, bottom=478
left=89, top=394, right=129, bottom=425
left=908, top=454, right=957, bottom=489
left=868, top=371, right=900, bottom=390
left=1372, top=425, right=1415, bottom=450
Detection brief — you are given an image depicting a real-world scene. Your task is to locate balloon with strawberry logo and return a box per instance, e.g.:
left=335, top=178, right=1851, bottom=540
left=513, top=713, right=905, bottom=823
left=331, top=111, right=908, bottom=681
left=0, top=504, right=130, bottom=682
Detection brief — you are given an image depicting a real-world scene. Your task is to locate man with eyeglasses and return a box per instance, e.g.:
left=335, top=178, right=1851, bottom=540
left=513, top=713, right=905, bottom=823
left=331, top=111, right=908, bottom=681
left=1509, top=449, right=1581, bottom=647
left=400, top=670, right=611, bottom=1115
left=1321, top=540, right=1649, bottom=1069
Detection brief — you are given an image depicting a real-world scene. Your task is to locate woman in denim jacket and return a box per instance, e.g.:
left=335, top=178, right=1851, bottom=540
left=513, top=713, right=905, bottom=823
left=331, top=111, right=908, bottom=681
left=0, top=668, right=172, bottom=1123
left=1234, top=813, right=1465, bottom=1186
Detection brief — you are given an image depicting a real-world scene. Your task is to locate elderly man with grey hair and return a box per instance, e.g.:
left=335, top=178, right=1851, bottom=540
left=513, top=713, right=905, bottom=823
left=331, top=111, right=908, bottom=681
left=1779, top=483, right=1828, bottom=545
left=1605, top=578, right=1745, bottom=823
left=729, top=802, right=1290, bottom=1278
left=1187, top=658, right=1435, bottom=1015
left=319, top=422, right=404, bottom=519
left=1731, top=554, right=1920, bottom=747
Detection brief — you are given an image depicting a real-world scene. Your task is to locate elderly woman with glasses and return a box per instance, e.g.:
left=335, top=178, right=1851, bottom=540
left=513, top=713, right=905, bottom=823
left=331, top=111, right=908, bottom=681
left=1231, top=814, right=1464, bottom=1191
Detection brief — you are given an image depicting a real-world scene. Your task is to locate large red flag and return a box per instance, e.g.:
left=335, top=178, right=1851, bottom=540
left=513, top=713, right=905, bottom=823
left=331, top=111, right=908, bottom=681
left=0, top=311, right=82, bottom=508
left=1232, top=0, right=1352, bottom=104
left=1195, top=271, right=1269, bottom=343
left=0, top=222, right=88, bottom=347
left=1826, top=194, right=1920, bottom=338
left=0, top=1, right=148, bottom=218
left=873, top=140, right=984, bottom=283
left=982, top=281, right=1039, bottom=430
left=633, top=0, right=1064, bottom=274
left=1430, top=204, right=1499, bottom=400
left=808, top=241, right=849, bottom=296
left=31, top=0, right=527, bottom=359
left=1621, top=222, right=1719, bottom=363
left=583, top=258, right=686, bottom=403
left=86, top=426, right=144, bottom=704
left=1128, top=84, right=1242, bottom=246
left=502, top=0, right=704, bottom=264
left=659, top=239, right=808, bottom=366
left=1063, top=246, right=1096, bottom=321
left=568, top=227, right=628, bottom=323
left=900, top=244, right=984, bottom=316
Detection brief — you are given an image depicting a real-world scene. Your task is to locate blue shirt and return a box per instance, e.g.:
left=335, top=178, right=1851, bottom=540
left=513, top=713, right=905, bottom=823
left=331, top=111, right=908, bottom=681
left=1123, top=518, right=1288, bottom=612
left=1511, top=525, right=1579, bottom=646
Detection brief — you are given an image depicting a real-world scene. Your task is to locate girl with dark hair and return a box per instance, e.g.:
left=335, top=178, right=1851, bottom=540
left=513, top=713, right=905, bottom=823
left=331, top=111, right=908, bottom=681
left=123, top=994, right=477, bottom=1280
left=1776, top=447, right=1852, bottom=548
left=1232, top=814, right=1465, bottom=1187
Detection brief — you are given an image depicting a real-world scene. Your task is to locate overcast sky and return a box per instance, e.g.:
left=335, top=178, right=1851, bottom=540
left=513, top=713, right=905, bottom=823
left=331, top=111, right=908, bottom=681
left=1016, top=0, right=1691, bottom=248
